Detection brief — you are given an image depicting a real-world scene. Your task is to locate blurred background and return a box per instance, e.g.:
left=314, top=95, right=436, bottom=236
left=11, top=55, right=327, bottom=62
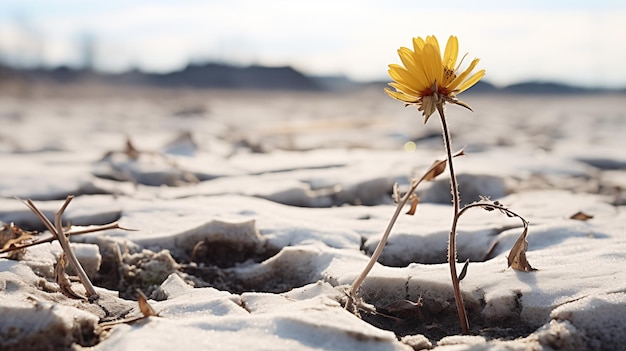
left=0, top=0, right=626, bottom=211
left=1, top=0, right=625, bottom=92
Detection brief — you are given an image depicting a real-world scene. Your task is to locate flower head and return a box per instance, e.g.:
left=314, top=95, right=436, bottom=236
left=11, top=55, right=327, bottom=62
left=385, top=35, right=485, bottom=123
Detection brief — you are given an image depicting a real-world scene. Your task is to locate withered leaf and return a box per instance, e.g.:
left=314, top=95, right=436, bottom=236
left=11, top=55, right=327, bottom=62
left=55, top=253, right=85, bottom=300
left=125, top=138, right=140, bottom=160
left=422, top=149, right=465, bottom=182
left=458, top=259, right=470, bottom=281
left=507, top=227, right=536, bottom=272
left=1, top=234, right=34, bottom=252
left=406, top=195, right=419, bottom=215
left=570, top=211, right=593, bottom=221
left=136, top=289, right=158, bottom=317
left=423, top=159, right=447, bottom=181
left=1, top=223, right=35, bottom=252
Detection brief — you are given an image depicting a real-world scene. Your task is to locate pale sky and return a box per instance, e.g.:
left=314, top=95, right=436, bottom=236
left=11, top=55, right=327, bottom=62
left=0, top=0, right=625, bottom=88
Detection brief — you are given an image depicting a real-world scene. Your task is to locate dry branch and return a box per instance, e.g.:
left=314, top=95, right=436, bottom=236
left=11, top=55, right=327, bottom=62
left=20, top=196, right=98, bottom=299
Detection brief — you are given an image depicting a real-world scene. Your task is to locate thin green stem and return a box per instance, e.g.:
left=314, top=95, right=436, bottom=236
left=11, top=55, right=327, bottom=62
left=437, top=104, right=469, bottom=334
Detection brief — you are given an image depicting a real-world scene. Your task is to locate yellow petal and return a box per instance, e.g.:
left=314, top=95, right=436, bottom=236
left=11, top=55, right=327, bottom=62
left=412, top=37, right=425, bottom=54
left=389, top=81, right=422, bottom=97
left=398, top=47, right=418, bottom=72
left=397, top=48, right=429, bottom=91
left=443, top=36, right=458, bottom=70
left=422, top=43, right=443, bottom=86
left=425, top=36, right=441, bottom=56
left=385, top=87, right=419, bottom=103
left=388, top=64, right=422, bottom=91
left=388, top=64, right=414, bottom=84
left=448, top=57, right=480, bottom=91
left=456, top=69, right=485, bottom=93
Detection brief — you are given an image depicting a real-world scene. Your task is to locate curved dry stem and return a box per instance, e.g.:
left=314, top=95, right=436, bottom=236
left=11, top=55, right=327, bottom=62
left=437, top=103, right=470, bottom=334
left=346, top=153, right=463, bottom=306
left=457, top=202, right=529, bottom=226
left=347, top=180, right=418, bottom=301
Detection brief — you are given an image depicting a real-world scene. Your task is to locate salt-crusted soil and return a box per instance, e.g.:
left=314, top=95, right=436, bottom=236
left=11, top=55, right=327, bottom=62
left=1, top=86, right=625, bottom=350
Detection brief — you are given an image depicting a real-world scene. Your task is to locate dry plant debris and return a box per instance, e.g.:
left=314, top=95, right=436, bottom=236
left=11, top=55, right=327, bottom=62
left=0, top=222, right=36, bottom=260
left=0, top=222, right=131, bottom=256
left=55, top=252, right=86, bottom=300
left=98, top=289, right=160, bottom=331
left=13, top=196, right=133, bottom=300
left=507, top=227, right=536, bottom=272
left=20, top=196, right=98, bottom=298
left=569, top=211, right=594, bottom=221
left=137, top=289, right=159, bottom=317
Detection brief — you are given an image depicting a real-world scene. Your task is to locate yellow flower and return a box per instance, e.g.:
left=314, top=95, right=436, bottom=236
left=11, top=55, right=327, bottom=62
left=385, top=35, right=485, bottom=123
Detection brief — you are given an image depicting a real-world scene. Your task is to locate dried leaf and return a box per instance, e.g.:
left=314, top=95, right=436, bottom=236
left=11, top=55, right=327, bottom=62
left=570, top=211, right=593, bottom=221
left=423, top=159, right=447, bottom=181
left=452, top=99, right=474, bottom=112
left=55, top=253, right=85, bottom=300
left=98, top=290, right=159, bottom=330
left=458, top=259, right=470, bottom=281
left=125, top=138, right=140, bottom=160
left=508, top=227, right=536, bottom=272
left=421, top=149, right=465, bottom=182
left=0, top=223, right=35, bottom=251
left=406, top=195, right=419, bottom=215
left=136, top=289, right=158, bottom=317
left=0, top=223, right=35, bottom=259
left=1, top=234, right=34, bottom=251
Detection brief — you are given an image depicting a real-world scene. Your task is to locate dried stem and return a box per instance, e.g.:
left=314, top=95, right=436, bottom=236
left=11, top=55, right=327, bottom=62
left=347, top=179, right=418, bottom=300
left=54, top=196, right=98, bottom=298
left=0, top=222, right=133, bottom=254
left=458, top=202, right=528, bottom=225
left=437, top=104, right=469, bottom=334
left=347, top=152, right=462, bottom=303
left=21, top=196, right=98, bottom=299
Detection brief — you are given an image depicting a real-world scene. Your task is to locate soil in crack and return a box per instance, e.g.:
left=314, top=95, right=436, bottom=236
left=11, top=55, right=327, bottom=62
left=93, top=237, right=298, bottom=299
left=357, top=291, right=536, bottom=345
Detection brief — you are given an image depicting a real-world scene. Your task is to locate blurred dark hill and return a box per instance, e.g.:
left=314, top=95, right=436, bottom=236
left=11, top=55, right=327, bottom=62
left=0, top=62, right=323, bottom=91
left=501, top=81, right=603, bottom=94
left=141, top=63, right=321, bottom=90
left=0, top=62, right=624, bottom=94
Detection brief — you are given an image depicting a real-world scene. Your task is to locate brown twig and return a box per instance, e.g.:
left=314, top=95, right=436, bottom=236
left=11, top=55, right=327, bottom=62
left=20, top=196, right=98, bottom=299
left=0, top=222, right=134, bottom=254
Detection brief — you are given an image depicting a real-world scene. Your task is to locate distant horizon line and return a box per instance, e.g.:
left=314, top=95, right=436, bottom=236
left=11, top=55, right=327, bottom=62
left=2, top=60, right=625, bottom=93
